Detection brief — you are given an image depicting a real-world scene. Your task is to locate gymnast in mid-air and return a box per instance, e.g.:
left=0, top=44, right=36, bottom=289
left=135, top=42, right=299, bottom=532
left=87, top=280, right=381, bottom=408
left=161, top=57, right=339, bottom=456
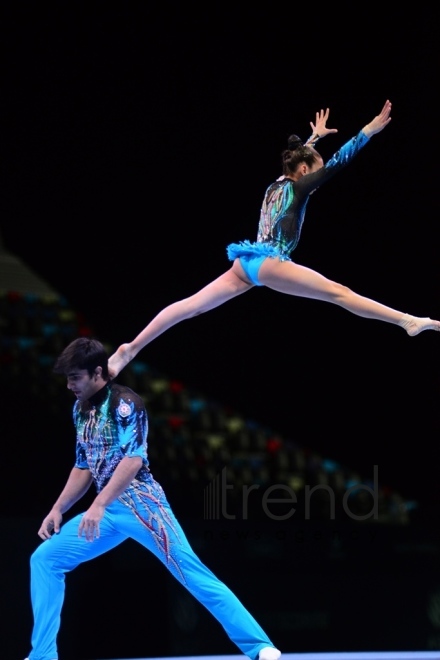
left=108, top=100, right=440, bottom=378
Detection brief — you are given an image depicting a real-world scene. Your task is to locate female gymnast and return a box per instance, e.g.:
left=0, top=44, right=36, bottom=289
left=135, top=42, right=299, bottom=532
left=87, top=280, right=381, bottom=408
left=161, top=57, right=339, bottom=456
left=108, top=100, right=440, bottom=378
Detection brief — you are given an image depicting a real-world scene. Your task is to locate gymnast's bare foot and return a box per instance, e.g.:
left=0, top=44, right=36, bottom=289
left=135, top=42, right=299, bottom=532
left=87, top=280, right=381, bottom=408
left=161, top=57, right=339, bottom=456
left=398, top=314, right=440, bottom=337
left=108, top=343, right=135, bottom=379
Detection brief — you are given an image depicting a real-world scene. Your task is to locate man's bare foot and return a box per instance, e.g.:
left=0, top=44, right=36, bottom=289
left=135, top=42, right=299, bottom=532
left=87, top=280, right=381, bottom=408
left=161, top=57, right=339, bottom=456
left=108, top=343, right=134, bottom=379
left=398, top=314, right=440, bottom=337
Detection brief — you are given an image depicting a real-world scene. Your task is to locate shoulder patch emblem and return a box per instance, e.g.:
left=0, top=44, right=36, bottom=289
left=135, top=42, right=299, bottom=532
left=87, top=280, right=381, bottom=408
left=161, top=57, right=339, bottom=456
left=118, top=402, right=131, bottom=418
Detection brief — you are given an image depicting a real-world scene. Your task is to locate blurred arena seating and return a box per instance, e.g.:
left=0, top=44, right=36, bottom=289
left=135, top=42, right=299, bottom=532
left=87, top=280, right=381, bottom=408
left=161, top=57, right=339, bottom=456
left=0, top=237, right=412, bottom=525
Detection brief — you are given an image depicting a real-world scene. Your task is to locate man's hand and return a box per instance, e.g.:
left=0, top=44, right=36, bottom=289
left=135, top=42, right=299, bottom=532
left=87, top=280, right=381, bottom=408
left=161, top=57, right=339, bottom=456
left=38, top=509, right=63, bottom=540
left=78, top=502, right=106, bottom=542
left=362, top=100, right=392, bottom=138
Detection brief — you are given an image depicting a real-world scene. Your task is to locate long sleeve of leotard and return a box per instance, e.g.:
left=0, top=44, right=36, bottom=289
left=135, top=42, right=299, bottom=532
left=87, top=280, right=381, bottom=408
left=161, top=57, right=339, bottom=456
left=295, top=129, right=370, bottom=197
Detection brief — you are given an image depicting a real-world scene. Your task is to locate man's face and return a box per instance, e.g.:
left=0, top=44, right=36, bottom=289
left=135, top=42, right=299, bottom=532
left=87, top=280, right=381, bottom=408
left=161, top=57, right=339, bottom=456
left=66, top=368, right=101, bottom=402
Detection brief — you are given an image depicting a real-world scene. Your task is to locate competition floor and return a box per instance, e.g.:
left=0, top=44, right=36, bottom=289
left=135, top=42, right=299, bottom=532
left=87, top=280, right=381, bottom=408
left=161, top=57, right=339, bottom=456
left=99, top=653, right=440, bottom=660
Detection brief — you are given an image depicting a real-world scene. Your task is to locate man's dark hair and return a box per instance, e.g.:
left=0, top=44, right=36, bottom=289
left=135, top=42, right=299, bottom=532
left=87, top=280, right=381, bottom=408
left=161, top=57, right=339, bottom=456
left=53, top=337, right=109, bottom=379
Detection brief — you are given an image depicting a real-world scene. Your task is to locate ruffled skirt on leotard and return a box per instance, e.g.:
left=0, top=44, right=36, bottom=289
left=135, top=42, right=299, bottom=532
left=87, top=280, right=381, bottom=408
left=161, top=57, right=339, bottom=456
left=226, top=239, right=290, bottom=262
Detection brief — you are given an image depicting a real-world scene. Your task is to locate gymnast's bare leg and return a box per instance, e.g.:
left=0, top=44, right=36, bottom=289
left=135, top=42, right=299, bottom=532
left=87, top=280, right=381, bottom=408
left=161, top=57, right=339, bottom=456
left=258, top=257, right=439, bottom=334
left=108, top=258, right=439, bottom=378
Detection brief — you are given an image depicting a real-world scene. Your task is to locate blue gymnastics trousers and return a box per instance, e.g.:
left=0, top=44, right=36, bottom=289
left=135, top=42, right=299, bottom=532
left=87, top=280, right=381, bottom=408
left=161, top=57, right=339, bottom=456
left=27, top=492, right=274, bottom=660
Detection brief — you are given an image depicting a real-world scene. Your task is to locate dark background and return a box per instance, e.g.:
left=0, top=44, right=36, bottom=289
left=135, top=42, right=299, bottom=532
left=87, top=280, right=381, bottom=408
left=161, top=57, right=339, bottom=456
left=1, top=5, right=440, bottom=657
left=2, top=5, right=439, bottom=515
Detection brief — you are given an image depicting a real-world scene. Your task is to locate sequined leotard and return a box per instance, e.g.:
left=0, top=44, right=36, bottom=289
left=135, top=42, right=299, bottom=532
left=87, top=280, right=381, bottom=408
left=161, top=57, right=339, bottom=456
left=227, top=130, right=370, bottom=284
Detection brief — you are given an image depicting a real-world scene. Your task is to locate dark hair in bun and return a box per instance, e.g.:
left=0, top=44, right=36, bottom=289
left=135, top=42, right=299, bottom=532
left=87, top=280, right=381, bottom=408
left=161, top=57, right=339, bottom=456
left=287, top=134, right=303, bottom=151
left=281, top=134, right=321, bottom=175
